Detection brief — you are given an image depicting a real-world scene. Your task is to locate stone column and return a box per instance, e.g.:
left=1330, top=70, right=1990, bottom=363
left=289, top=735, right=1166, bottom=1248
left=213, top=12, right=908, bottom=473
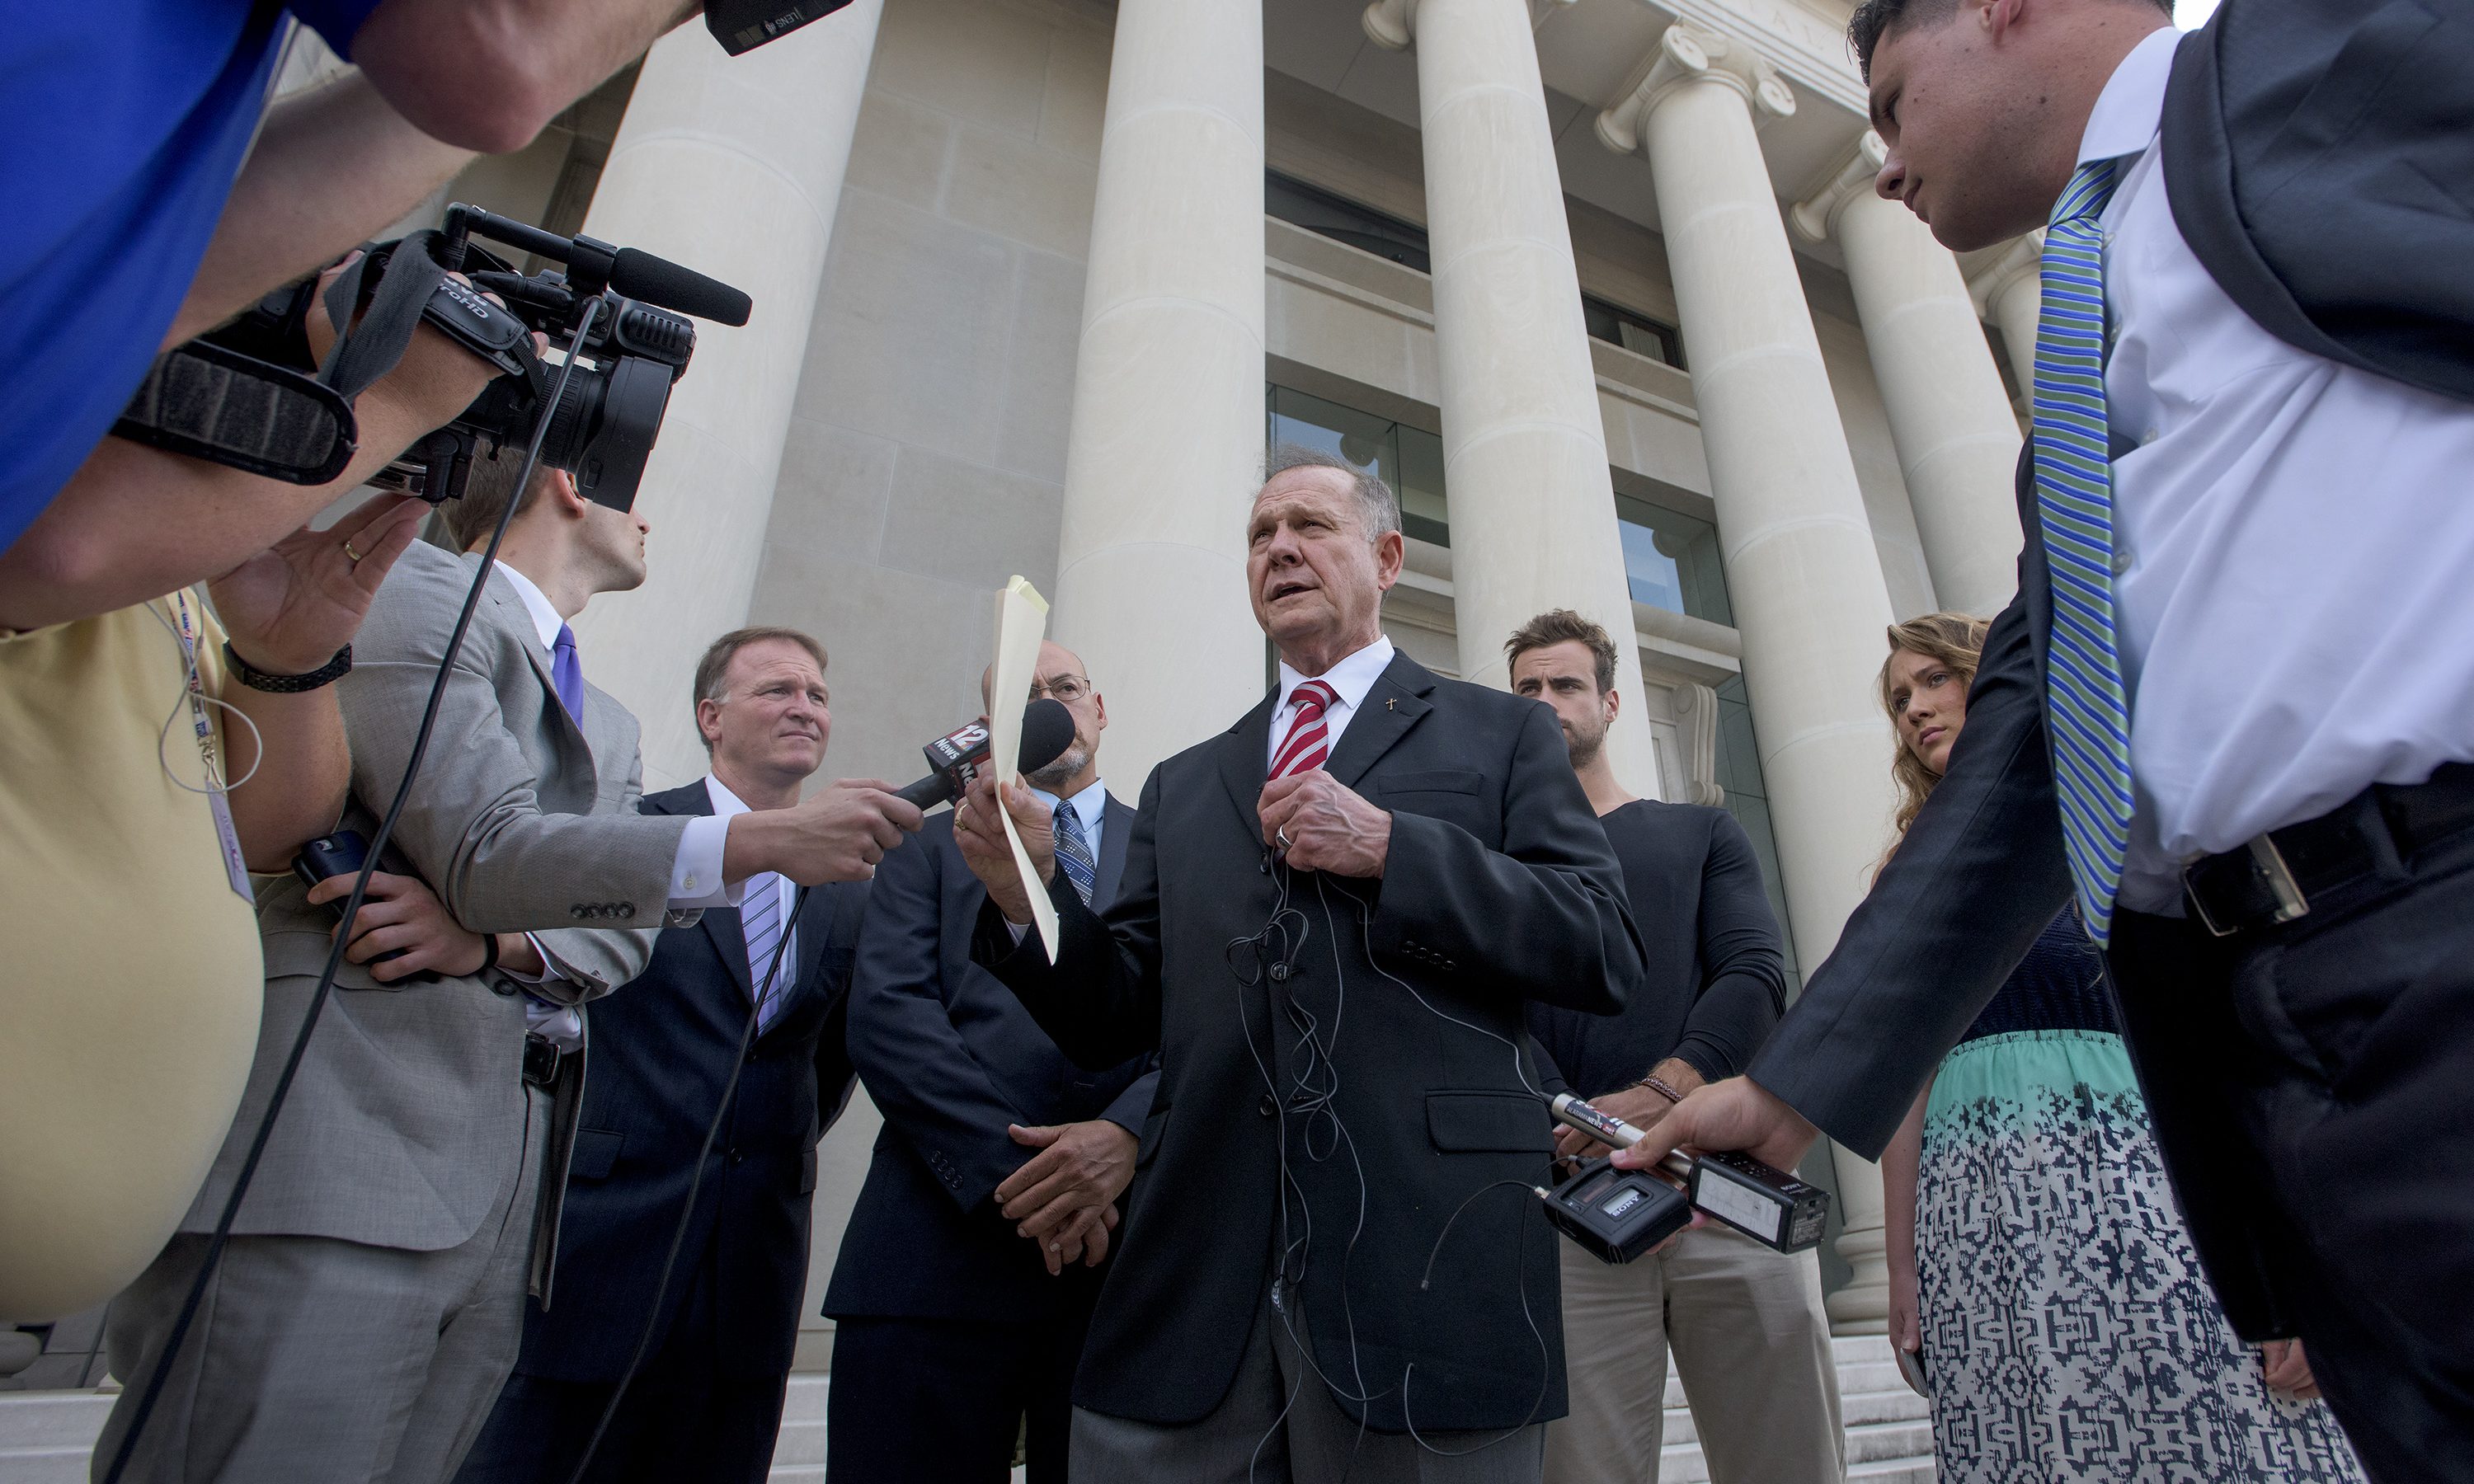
left=1969, top=232, right=2045, bottom=404
left=566, top=2, right=884, bottom=788
left=1598, top=22, right=1899, bottom=1331
left=1047, top=0, right=1265, bottom=786
left=1796, top=134, right=2023, bottom=617
left=1362, top=0, right=1659, bottom=798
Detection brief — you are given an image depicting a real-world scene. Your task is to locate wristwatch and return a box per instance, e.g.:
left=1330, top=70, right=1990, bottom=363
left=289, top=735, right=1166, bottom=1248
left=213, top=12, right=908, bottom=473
left=223, top=641, right=352, bottom=693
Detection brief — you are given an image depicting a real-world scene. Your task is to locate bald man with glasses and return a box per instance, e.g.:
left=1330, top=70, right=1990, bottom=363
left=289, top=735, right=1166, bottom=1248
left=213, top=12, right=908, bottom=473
left=821, top=642, right=1156, bottom=1484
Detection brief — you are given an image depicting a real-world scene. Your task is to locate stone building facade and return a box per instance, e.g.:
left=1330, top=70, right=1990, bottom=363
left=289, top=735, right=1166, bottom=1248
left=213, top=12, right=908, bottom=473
left=12, top=0, right=2052, bottom=1388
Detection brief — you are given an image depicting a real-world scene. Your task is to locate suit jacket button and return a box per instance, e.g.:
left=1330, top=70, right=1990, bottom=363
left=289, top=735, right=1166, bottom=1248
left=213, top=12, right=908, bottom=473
left=727, top=1148, right=744, bottom=1167
left=1259, top=1093, right=1277, bottom=1119
left=618, top=903, right=636, bottom=919
left=570, top=906, right=586, bottom=919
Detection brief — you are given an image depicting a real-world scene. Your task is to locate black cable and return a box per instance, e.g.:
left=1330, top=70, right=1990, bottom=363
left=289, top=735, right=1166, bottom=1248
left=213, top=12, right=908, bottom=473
left=102, top=297, right=607, bottom=1484
left=562, top=884, right=806, bottom=1484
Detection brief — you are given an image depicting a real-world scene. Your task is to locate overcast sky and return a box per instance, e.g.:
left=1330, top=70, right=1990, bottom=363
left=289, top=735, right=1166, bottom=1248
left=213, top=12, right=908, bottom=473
left=2174, top=0, right=2221, bottom=28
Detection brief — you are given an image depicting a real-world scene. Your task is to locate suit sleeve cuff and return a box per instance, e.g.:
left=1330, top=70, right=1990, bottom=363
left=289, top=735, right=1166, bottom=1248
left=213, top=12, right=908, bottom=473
left=668, top=813, right=745, bottom=909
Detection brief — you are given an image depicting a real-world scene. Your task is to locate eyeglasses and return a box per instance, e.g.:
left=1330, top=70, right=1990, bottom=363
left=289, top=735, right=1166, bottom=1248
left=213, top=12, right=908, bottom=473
left=1028, top=674, right=1089, bottom=704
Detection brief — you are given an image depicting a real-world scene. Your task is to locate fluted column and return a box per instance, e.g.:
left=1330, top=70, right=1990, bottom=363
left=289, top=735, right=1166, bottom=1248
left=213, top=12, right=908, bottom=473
left=1797, top=134, right=2023, bottom=616
left=1047, top=0, right=1265, bottom=785
left=1363, top=0, right=1657, bottom=796
left=1969, top=232, right=2044, bottom=403
left=1599, top=22, right=1898, bottom=1331
left=567, top=2, right=884, bottom=788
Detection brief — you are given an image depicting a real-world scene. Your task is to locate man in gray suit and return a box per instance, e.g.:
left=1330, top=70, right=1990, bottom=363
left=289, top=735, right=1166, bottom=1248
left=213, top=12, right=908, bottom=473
left=99, top=447, right=923, bottom=1484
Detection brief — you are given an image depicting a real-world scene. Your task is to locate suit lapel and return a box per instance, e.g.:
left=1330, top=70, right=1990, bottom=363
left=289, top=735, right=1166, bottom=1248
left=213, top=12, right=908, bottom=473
left=1216, top=690, right=1282, bottom=843
left=1093, top=795, right=1133, bottom=910
left=639, top=782, right=755, bottom=999
left=1324, top=652, right=1437, bottom=790
left=477, top=558, right=600, bottom=791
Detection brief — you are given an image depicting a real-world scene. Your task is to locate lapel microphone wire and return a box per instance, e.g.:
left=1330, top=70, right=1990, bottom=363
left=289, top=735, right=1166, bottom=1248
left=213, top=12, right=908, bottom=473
left=1225, top=855, right=1551, bottom=1480
left=103, top=298, right=607, bottom=1484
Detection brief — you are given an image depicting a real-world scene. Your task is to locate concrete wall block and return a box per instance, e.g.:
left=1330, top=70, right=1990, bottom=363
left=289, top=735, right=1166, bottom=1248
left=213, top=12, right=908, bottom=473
left=764, top=420, right=901, bottom=568
left=871, top=0, right=1055, bottom=139
left=844, top=88, right=958, bottom=211
left=798, top=191, right=1019, bottom=467
left=879, top=445, right=1066, bottom=592
left=943, top=124, right=1102, bottom=259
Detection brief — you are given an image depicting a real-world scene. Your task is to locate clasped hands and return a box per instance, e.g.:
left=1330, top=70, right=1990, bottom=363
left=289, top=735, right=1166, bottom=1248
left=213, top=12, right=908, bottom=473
left=997, top=1120, right=1137, bottom=1276
left=953, top=768, right=1392, bottom=926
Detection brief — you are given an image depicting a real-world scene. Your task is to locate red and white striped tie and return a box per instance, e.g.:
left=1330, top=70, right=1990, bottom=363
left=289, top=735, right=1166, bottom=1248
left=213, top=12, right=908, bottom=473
left=1269, top=679, right=1340, bottom=781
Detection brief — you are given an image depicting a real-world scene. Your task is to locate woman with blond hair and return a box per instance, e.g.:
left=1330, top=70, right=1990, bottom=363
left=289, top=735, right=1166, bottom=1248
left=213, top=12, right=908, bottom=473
left=1876, top=613, right=2362, bottom=1483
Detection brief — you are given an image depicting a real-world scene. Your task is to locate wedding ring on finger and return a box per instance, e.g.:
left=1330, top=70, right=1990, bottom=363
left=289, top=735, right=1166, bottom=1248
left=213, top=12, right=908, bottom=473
left=342, top=538, right=365, bottom=565
left=1276, top=828, right=1293, bottom=852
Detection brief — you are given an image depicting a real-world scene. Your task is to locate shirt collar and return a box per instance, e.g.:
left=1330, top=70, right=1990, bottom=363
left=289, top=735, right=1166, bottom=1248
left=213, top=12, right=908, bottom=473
left=491, top=561, right=566, bottom=652
left=2077, top=26, right=2179, bottom=167
left=1276, top=635, right=1395, bottom=718
left=1025, top=776, right=1108, bottom=837
left=703, top=773, right=752, bottom=820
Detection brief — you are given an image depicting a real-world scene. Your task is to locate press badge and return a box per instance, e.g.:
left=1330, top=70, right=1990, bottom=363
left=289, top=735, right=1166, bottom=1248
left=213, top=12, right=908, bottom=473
left=172, top=592, right=256, bottom=902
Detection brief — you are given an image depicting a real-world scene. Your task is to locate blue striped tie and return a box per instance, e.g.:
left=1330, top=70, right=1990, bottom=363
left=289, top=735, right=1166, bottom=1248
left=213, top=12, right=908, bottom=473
left=2033, top=159, right=2136, bottom=946
left=741, top=872, right=792, bottom=1029
left=1052, top=802, right=1096, bottom=906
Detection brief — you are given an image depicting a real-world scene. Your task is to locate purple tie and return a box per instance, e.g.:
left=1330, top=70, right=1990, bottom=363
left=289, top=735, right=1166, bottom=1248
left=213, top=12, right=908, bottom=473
left=551, top=623, right=585, bottom=722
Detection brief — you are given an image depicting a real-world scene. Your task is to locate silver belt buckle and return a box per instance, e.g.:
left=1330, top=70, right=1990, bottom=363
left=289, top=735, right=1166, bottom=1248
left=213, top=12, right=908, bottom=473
left=2189, top=834, right=2312, bottom=938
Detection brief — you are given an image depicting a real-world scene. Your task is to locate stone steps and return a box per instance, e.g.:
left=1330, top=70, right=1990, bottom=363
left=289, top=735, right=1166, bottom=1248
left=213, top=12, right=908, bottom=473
left=0, top=1341, right=1933, bottom=1483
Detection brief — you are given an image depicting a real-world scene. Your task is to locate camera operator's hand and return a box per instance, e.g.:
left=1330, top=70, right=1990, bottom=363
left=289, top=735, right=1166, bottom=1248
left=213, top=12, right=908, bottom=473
left=303, top=255, right=534, bottom=446
left=208, top=495, right=426, bottom=678
left=725, top=779, right=924, bottom=885
left=209, top=495, right=430, bottom=874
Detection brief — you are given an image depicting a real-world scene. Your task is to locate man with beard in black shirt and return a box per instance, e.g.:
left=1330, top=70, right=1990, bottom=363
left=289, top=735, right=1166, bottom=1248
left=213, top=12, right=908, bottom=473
left=1507, top=610, right=1841, bottom=1484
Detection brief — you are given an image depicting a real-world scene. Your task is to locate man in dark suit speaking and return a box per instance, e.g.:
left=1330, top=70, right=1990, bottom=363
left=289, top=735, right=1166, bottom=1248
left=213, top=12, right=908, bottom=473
left=1623, top=2, right=2474, bottom=1478
left=953, top=446, right=1645, bottom=1482
left=458, top=626, right=871, bottom=1484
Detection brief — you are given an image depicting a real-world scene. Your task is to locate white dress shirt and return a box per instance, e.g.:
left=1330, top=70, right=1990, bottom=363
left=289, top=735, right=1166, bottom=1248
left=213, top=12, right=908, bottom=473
left=2084, top=29, right=2474, bottom=912
left=705, top=773, right=796, bottom=997
left=1025, top=776, right=1109, bottom=862
left=492, top=562, right=741, bottom=912
left=1268, top=636, right=1397, bottom=774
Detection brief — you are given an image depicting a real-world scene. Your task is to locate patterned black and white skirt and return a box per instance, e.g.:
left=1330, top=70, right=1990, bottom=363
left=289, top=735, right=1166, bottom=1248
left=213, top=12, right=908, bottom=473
left=1917, top=1029, right=2364, bottom=1482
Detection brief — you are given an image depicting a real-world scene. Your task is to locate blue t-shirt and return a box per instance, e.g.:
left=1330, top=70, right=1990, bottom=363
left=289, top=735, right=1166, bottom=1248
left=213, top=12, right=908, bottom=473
left=0, top=2, right=385, bottom=559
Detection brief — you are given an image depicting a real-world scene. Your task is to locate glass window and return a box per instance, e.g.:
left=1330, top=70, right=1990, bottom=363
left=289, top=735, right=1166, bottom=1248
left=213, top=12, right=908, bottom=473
left=1613, top=494, right=1731, bottom=626
left=1266, top=171, right=1431, bottom=273
left=1583, top=295, right=1685, bottom=369
left=1267, top=386, right=1450, bottom=547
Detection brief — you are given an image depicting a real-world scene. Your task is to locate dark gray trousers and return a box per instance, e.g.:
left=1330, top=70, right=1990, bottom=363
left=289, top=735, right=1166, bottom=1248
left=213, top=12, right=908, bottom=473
left=1066, top=1280, right=1544, bottom=1484
left=95, top=1087, right=548, bottom=1484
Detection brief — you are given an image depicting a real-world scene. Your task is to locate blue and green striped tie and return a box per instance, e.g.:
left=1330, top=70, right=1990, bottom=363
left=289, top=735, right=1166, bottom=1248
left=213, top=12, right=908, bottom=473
left=2033, top=159, right=2136, bottom=945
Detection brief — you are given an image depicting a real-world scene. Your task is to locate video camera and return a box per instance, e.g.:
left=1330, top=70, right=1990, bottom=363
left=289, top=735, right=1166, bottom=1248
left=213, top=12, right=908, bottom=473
left=114, top=205, right=750, bottom=513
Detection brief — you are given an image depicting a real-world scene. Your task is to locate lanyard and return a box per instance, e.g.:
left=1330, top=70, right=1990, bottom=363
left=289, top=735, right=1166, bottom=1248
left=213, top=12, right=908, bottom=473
left=169, top=591, right=255, bottom=900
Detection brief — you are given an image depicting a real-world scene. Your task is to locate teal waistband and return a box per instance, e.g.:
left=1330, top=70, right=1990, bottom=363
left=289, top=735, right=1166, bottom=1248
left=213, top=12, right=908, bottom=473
left=1925, top=1028, right=2144, bottom=1125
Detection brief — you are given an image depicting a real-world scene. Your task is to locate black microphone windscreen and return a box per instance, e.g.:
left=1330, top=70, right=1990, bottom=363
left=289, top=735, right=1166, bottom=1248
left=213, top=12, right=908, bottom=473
left=609, top=247, right=753, bottom=326
left=1018, top=698, right=1076, bottom=775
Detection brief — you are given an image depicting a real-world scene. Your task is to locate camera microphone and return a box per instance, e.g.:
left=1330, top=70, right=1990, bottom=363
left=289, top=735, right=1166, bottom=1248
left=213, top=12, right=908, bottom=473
left=608, top=249, right=752, bottom=328
left=895, top=697, right=1076, bottom=810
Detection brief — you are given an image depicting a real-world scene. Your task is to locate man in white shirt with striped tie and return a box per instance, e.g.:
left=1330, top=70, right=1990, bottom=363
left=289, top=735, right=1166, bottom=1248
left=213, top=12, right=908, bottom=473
left=459, top=625, right=877, bottom=1484
left=1625, top=2, right=2474, bottom=1475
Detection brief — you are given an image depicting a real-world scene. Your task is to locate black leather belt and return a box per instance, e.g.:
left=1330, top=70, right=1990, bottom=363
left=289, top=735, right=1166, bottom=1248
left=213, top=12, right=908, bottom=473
left=2182, top=761, right=2474, bottom=937
left=522, top=1032, right=564, bottom=1088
